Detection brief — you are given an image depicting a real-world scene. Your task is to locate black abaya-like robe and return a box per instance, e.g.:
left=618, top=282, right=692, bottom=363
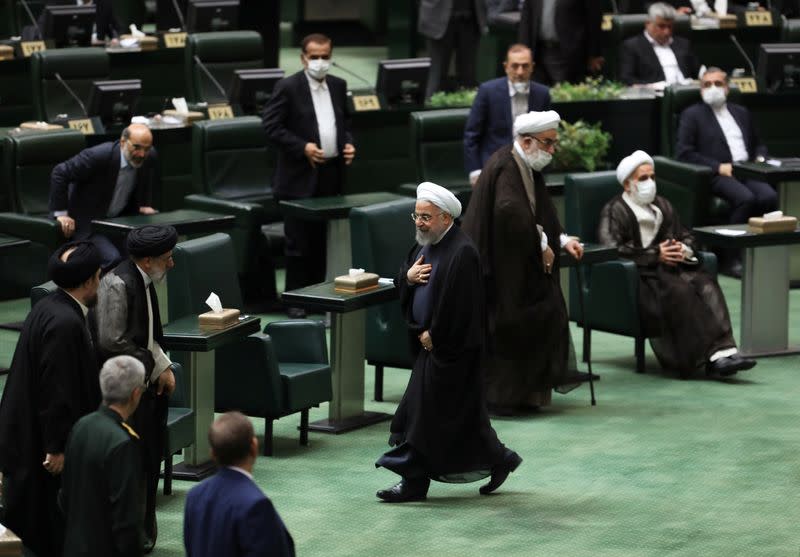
left=597, top=194, right=737, bottom=374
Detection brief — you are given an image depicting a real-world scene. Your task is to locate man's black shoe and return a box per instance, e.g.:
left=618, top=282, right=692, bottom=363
left=480, top=449, right=523, bottom=495
left=707, top=354, right=757, bottom=377
left=376, top=479, right=429, bottom=503
left=286, top=307, right=307, bottom=319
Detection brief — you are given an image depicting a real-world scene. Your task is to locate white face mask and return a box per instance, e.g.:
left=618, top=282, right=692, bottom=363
left=701, top=85, right=726, bottom=108
left=512, top=81, right=528, bottom=94
left=306, top=58, right=330, bottom=80
left=525, top=146, right=552, bottom=171
left=631, top=179, right=657, bottom=205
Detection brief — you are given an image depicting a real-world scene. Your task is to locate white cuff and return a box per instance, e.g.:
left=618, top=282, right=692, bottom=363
left=539, top=226, right=548, bottom=252
left=559, top=233, right=570, bottom=248
left=53, top=211, right=68, bottom=217
left=709, top=347, right=737, bottom=362
left=469, top=169, right=481, bottom=180
left=681, top=243, right=694, bottom=260
left=151, top=343, right=172, bottom=383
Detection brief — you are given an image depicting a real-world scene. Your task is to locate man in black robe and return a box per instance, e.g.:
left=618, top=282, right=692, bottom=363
left=0, top=241, right=102, bottom=557
left=462, top=110, right=583, bottom=415
left=597, top=150, right=757, bottom=377
left=375, top=182, right=522, bottom=503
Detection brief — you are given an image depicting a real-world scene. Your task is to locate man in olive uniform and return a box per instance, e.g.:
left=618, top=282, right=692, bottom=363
left=60, top=355, right=145, bottom=557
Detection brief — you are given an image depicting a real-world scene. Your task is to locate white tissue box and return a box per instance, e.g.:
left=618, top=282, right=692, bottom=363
left=198, top=308, right=240, bottom=330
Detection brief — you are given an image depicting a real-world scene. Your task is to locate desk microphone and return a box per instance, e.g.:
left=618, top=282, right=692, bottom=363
left=19, top=0, right=43, bottom=40
left=170, top=0, right=186, bottom=30
left=729, top=34, right=757, bottom=77
left=54, top=72, right=88, bottom=117
left=193, top=55, right=229, bottom=102
left=331, top=61, right=374, bottom=89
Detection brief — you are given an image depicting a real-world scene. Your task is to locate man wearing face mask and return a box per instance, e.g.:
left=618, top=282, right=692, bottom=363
left=598, top=150, right=756, bottom=378
left=464, top=44, right=551, bottom=187
left=262, top=33, right=355, bottom=317
left=94, top=224, right=178, bottom=553
left=49, top=123, right=160, bottom=269
left=462, top=111, right=583, bottom=415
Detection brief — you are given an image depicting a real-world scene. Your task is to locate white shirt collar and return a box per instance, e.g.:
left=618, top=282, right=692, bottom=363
left=227, top=465, right=254, bottom=480
left=63, top=290, right=89, bottom=318
left=644, top=30, right=673, bottom=48
left=507, top=79, right=529, bottom=97
left=305, top=71, right=328, bottom=91
left=136, top=263, right=153, bottom=287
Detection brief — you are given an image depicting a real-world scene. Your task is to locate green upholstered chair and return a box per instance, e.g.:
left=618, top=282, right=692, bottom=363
left=183, top=116, right=280, bottom=304
left=350, top=198, right=416, bottom=401
left=30, top=279, right=56, bottom=308
left=564, top=171, right=717, bottom=373
left=782, top=18, right=800, bottom=41
left=167, top=233, right=331, bottom=455
left=30, top=48, right=110, bottom=122
left=163, top=361, right=194, bottom=495
left=184, top=31, right=264, bottom=105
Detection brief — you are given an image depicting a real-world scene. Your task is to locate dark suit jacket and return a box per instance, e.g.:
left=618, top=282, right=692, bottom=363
left=676, top=101, right=768, bottom=173
left=463, top=77, right=551, bottom=172
left=518, top=0, right=602, bottom=82
left=619, top=34, right=700, bottom=85
left=261, top=71, right=353, bottom=200
left=49, top=140, right=158, bottom=239
left=417, top=0, right=488, bottom=40
left=184, top=467, right=295, bottom=557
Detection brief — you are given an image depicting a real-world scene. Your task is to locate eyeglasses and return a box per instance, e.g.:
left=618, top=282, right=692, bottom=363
left=411, top=212, right=444, bottom=224
left=531, top=136, right=560, bottom=150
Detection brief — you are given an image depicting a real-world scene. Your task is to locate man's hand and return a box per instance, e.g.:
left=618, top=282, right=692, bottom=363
left=156, top=367, right=176, bottom=396
left=56, top=215, right=76, bottom=238
left=677, top=6, right=693, bottom=14
left=658, top=239, right=685, bottom=266
left=719, top=163, right=733, bottom=177
left=304, top=142, right=325, bottom=168
left=138, top=206, right=157, bottom=215
left=419, top=330, right=433, bottom=352
left=564, top=239, right=584, bottom=261
left=588, top=56, right=605, bottom=73
left=43, top=453, right=64, bottom=475
left=343, top=143, right=356, bottom=165
left=542, top=245, right=555, bottom=274
left=406, top=255, right=432, bottom=285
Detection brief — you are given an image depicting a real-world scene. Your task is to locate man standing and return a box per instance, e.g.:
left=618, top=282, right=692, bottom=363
left=418, top=0, right=488, bottom=99
left=50, top=123, right=160, bottom=268
left=60, top=355, right=146, bottom=557
left=94, top=225, right=177, bottom=552
left=0, top=241, right=102, bottom=557
left=375, top=182, right=522, bottom=503
left=184, top=412, right=295, bottom=557
left=262, top=33, right=355, bottom=316
left=464, top=43, right=551, bottom=186
left=462, top=111, right=583, bottom=415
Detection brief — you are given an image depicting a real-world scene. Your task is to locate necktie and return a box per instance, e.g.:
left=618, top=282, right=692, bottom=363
left=107, top=165, right=137, bottom=217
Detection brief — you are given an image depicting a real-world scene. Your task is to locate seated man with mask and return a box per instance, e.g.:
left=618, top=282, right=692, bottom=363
left=597, top=150, right=756, bottom=378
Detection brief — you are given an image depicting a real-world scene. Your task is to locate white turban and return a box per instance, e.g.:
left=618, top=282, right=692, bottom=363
left=513, top=110, right=561, bottom=137
left=416, top=181, right=462, bottom=218
left=616, top=150, right=654, bottom=185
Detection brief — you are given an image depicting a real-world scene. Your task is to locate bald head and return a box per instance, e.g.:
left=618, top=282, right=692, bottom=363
left=208, top=412, right=257, bottom=467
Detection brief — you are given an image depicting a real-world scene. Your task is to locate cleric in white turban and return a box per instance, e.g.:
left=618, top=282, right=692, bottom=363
left=416, top=181, right=462, bottom=219
left=512, top=110, right=561, bottom=137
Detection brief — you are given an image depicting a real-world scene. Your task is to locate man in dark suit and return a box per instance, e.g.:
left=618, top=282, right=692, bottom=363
left=60, top=355, right=146, bottom=557
left=518, top=0, right=604, bottom=85
left=184, top=412, right=295, bottom=557
left=464, top=43, right=551, bottom=185
left=619, top=2, right=700, bottom=86
left=418, top=0, right=488, bottom=99
left=49, top=123, right=159, bottom=268
left=262, top=33, right=355, bottom=317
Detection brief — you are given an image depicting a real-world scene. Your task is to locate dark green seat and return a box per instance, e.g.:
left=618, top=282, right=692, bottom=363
left=782, top=18, right=800, bottom=42
left=162, top=361, right=194, bottom=495
left=30, top=48, right=110, bottom=122
left=350, top=198, right=416, bottom=401
left=167, top=233, right=331, bottom=456
left=565, top=171, right=717, bottom=373
left=185, top=31, right=264, bottom=105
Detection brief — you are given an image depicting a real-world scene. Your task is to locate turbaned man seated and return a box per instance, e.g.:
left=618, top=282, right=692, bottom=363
left=597, top=150, right=756, bottom=378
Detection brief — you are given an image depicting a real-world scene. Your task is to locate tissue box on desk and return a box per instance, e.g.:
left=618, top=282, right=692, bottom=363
left=747, top=216, right=798, bottom=234
left=162, top=109, right=205, bottom=124
left=120, top=34, right=159, bottom=50
left=198, top=308, right=240, bottom=330
left=334, top=272, right=379, bottom=293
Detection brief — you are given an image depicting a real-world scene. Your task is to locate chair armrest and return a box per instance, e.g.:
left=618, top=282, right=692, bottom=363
left=697, top=250, right=717, bottom=279
left=184, top=194, right=267, bottom=225
left=264, top=320, right=329, bottom=365
left=0, top=213, right=64, bottom=249
left=654, top=156, right=712, bottom=185
left=587, top=259, right=643, bottom=337
left=214, top=332, right=284, bottom=414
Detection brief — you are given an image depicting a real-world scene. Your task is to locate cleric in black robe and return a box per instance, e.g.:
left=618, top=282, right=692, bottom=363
left=0, top=242, right=102, bottom=557
left=375, top=182, right=522, bottom=503
left=597, top=150, right=756, bottom=377
left=462, top=110, right=584, bottom=414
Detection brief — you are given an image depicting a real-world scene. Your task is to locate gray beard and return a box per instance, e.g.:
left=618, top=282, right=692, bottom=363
left=415, top=229, right=436, bottom=246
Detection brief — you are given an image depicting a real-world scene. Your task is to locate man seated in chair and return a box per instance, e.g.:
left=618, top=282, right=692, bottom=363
left=597, top=150, right=756, bottom=378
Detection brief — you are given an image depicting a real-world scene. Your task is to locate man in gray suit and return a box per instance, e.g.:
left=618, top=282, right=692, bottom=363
left=419, top=0, right=488, bottom=99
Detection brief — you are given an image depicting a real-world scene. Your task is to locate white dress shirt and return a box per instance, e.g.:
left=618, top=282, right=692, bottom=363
left=643, top=31, right=685, bottom=85
left=305, top=71, right=338, bottom=159
left=711, top=104, right=749, bottom=162
left=136, top=265, right=172, bottom=383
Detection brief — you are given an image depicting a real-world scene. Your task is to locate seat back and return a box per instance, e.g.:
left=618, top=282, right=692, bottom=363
left=30, top=48, right=110, bottom=122
left=783, top=18, right=800, bottom=42
left=169, top=361, right=189, bottom=408
left=351, top=198, right=416, bottom=369
left=410, top=109, right=470, bottom=189
left=564, top=171, right=619, bottom=244
left=3, top=129, right=86, bottom=216
left=30, top=280, right=58, bottom=308
left=185, top=31, right=264, bottom=104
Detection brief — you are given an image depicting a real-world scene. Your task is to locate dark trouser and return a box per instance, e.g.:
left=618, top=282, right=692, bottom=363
left=81, top=232, right=125, bottom=271
left=2, top=469, right=63, bottom=557
left=711, top=175, right=778, bottom=224
left=128, top=384, right=169, bottom=547
left=282, top=160, right=343, bottom=293
left=534, top=41, right=574, bottom=85
left=425, top=16, right=480, bottom=99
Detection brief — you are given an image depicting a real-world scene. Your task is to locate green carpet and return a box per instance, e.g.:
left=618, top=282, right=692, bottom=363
left=1, top=275, right=799, bottom=556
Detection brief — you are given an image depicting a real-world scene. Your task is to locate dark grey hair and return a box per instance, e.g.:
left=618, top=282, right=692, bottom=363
left=648, top=2, right=677, bottom=20
left=100, top=355, right=145, bottom=405
left=701, top=66, right=729, bottom=82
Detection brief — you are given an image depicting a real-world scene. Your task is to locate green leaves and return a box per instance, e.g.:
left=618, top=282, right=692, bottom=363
left=426, top=88, right=478, bottom=108
left=551, top=120, right=612, bottom=172
left=550, top=77, right=625, bottom=102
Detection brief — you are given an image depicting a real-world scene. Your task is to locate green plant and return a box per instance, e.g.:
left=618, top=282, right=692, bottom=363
left=426, top=88, right=477, bottom=108
left=551, top=120, right=612, bottom=172
left=550, top=77, right=625, bottom=102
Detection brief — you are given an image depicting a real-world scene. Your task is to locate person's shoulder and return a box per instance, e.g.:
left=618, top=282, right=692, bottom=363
left=326, top=74, right=347, bottom=88
left=727, top=101, right=750, bottom=115
left=681, top=102, right=707, bottom=119
left=601, top=192, right=625, bottom=212
left=479, top=76, right=506, bottom=91
left=672, top=35, right=691, bottom=48
left=622, top=33, right=643, bottom=48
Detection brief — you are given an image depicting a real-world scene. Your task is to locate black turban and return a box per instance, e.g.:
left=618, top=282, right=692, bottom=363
left=48, top=241, right=102, bottom=289
left=127, top=225, right=178, bottom=257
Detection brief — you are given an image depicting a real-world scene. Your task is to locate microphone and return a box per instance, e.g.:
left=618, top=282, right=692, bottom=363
left=331, top=61, right=374, bottom=89
left=54, top=72, right=88, bottom=117
left=170, top=0, right=186, bottom=30
left=729, top=34, right=756, bottom=77
left=193, top=55, right=229, bottom=102
left=19, top=0, right=42, bottom=40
